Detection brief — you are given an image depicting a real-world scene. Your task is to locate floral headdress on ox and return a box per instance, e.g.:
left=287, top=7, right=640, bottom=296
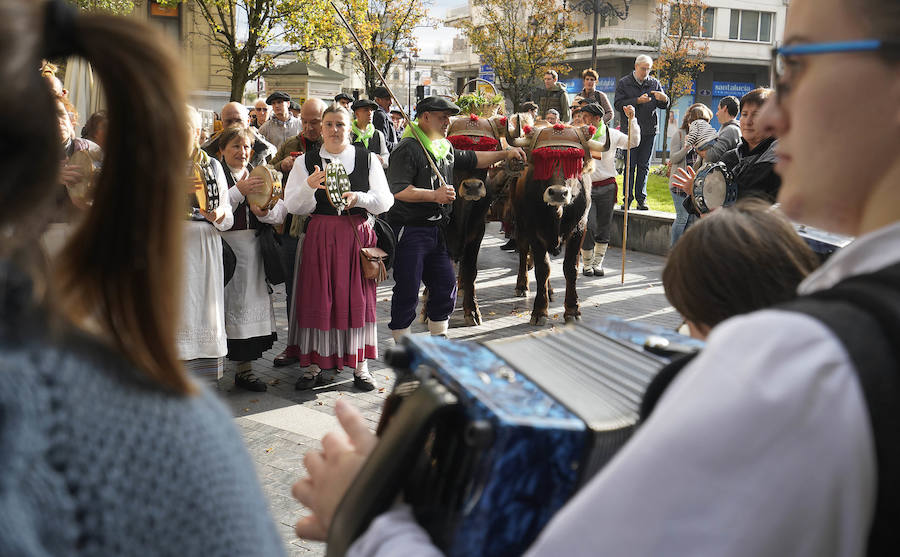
left=447, top=90, right=508, bottom=153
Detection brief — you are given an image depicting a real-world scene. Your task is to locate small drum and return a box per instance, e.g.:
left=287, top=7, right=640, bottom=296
left=793, top=222, right=853, bottom=261
left=67, top=149, right=102, bottom=203
left=692, top=162, right=736, bottom=214
left=247, top=165, right=283, bottom=211
left=325, top=160, right=352, bottom=213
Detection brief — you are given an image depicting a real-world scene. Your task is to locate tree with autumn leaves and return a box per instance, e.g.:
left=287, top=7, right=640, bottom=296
left=459, top=0, right=579, bottom=110
left=152, top=0, right=370, bottom=102
left=654, top=0, right=710, bottom=162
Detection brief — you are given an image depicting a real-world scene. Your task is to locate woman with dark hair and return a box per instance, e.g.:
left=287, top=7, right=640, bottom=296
left=284, top=104, right=393, bottom=392
left=662, top=199, right=820, bottom=338
left=293, top=0, right=900, bottom=554
left=80, top=109, right=107, bottom=148
left=217, top=124, right=287, bottom=392
left=0, top=1, right=282, bottom=553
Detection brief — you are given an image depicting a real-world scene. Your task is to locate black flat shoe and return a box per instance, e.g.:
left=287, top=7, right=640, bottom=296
left=499, top=239, right=517, bottom=251
left=273, top=350, right=298, bottom=367
left=295, top=369, right=324, bottom=390
left=353, top=371, right=377, bottom=392
left=636, top=203, right=649, bottom=211
left=235, top=370, right=267, bottom=392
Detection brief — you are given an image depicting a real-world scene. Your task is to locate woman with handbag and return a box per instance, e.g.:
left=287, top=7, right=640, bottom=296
left=218, top=125, right=287, bottom=392
left=284, top=104, right=393, bottom=391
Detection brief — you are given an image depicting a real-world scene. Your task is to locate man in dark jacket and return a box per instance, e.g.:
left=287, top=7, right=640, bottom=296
left=530, top=70, right=571, bottom=123
left=614, top=55, right=670, bottom=210
left=372, top=87, right=400, bottom=152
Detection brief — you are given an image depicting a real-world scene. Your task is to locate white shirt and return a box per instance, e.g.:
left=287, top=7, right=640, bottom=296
left=589, top=117, right=639, bottom=182
left=348, top=222, right=900, bottom=557
left=284, top=146, right=394, bottom=217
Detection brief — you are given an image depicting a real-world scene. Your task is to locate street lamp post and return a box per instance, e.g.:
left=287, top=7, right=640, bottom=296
left=402, top=50, right=419, bottom=112
left=563, top=0, right=631, bottom=70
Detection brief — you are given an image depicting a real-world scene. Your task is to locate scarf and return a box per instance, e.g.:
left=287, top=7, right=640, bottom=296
left=351, top=120, right=375, bottom=148
left=402, top=120, right=451, bottom=162
left=591, top=121, right=608, bottom=144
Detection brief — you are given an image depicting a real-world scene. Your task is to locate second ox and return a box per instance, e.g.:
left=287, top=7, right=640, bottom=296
left=509, top=122, right=611, bottom=325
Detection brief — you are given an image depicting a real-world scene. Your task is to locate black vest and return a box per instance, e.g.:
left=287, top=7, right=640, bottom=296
left=223, top=164, right=261, bottom=231
left=305, top=144, right=370, bottom=217
left=640, top=262, right=900, bottom=556
left=352, top=129, right=383, bottom=157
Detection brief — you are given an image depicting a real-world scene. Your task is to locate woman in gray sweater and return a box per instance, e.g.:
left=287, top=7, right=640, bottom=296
left=0, top=2, right=284, bottom=555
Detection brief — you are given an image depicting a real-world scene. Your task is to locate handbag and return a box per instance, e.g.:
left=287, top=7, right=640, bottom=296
left=350, top=217, right=388, bottom=283
left=371, top=215, right=396, bottom=271
left=256, top=224, right=286, bottom=285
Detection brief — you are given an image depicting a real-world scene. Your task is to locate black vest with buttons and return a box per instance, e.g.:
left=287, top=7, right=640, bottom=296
left=305, top=144, right=370, bottom=217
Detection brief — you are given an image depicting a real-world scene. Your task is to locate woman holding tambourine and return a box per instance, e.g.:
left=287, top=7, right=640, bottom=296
left=283, top=104, right=393, bottom=392
left=217, top=125, right=287, bottom=392
left=176, top=107, right=233, bottom=384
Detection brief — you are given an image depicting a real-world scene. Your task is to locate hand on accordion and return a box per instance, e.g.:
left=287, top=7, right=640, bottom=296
left=292, top=399, right=377, bottom=541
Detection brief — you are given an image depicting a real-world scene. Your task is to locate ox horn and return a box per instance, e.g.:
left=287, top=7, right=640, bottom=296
left=504, top=114, right=521, bottom=145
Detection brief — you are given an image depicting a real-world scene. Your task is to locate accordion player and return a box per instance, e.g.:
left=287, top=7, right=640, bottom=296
left=327, top=318, right=702, bottom=557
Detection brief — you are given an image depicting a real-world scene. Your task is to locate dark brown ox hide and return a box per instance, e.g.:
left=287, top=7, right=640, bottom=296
left=510, top=124, right=602, bottom=325
left=442, top=114, right=514, bottom=326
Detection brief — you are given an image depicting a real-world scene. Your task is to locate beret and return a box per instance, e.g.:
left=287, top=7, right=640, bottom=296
left=266, top=91, right=290, bottom=104
left=351, top=98, right=379, bottom=111
left=415, top=96, right=460, bottom=115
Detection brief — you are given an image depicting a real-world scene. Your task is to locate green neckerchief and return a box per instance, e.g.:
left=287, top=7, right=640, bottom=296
left=402, top=120, right=451, bottom=162
left=591, top=120, right=608, bottom=143
left=351, top=120, right=375, bottom=148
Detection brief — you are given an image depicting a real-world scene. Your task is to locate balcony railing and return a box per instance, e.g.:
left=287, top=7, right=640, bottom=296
left=568, top=28, right=659, bottom=49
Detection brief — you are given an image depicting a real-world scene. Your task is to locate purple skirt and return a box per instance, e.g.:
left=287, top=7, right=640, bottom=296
left=293, top=214, right=378, bottom=369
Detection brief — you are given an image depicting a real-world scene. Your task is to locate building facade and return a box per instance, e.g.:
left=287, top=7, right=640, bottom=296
left=444, top=0, right=786, bottom=152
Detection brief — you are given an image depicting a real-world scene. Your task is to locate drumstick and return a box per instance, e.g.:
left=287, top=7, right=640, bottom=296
left=621, top=117, right=631, bottom=284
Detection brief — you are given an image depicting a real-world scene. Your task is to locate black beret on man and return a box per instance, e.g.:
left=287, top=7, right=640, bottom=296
left=289, top=100, right=301, bottom=111
left=372, top=86, right=391, bottom=99
left=334, top=92, right=353, bottom=103
left=415, top=96, right=460, bottom=115
left=580, top=102, right=606, bottom=117
left=266, top=91, right=290, bottom=104
left=351, top=98, right=379, bottom=111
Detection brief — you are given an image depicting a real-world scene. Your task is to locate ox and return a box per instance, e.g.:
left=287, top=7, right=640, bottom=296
left=509, top=123, right=610, bottom=325
left=441, top=113, right=520, bottom=326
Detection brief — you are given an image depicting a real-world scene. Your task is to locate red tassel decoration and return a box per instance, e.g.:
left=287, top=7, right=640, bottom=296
left=498, top=117, right=508, bottom=126
left=447, top=134, right=501, bottom=151
left=553, top=123, right=566, bottom=131
left=588, top=125, right=597, bottom=136
left=523, top=125, right=533, bottom=134
left=531, top=147, right=585, bottom=180
left=469, top=113, right=479, bottom=121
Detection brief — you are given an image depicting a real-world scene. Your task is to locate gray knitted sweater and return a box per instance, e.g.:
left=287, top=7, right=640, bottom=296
left=0, top=262, right=285, bottom=556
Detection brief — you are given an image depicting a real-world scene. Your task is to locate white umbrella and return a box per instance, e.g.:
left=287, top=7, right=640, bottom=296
left=63, top=56, right=105, bottom=136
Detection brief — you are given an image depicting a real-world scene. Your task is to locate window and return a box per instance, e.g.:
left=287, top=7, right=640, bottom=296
left=729, top=9, right=774, bottom=42
left=669, top=5, right=714, bottom=38
left=393, top=71, right=400, bottom=80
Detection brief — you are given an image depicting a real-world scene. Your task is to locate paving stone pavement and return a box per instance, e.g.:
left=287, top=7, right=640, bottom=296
left=217, top=223, right=680, bottom=555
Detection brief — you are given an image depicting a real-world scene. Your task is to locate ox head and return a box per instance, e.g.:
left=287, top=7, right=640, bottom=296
left=447, top=113, right=511, bottom=201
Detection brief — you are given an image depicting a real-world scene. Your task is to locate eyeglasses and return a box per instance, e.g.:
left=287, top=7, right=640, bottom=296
left=772, top=39, right=900, bottom=100
left=255, top=107, right=269, bottom=112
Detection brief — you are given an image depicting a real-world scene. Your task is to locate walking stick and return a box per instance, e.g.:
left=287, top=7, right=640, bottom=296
left=621, top=116, right=631, bottom=284
left=329, top=1, right=451, bottom=192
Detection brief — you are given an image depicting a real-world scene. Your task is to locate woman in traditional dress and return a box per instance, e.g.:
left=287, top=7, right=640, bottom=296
left=176, top=106, right=233, bottom=383
left=284, top=104, right=393, bottom=391
left=350, top=98, right=390, bottom=169
left=217, top=125, right=287, bottom=391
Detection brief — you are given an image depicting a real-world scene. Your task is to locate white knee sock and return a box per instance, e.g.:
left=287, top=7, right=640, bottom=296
left=428, top=319, right=449, bottom=336
left=593, top=243, right=608, bottom=267
left=581, top=248, right=594, bottom=268
left=391, top=327, right=411, bottom=342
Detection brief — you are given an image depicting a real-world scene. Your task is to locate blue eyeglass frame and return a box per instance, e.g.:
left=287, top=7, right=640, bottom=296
left=774, top=39, right=888, bottom=58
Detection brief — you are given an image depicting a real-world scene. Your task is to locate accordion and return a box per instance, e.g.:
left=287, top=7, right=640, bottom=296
left=327, top=318, right=702, bottom=557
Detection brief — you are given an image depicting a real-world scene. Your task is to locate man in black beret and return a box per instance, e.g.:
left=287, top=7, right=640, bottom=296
left=289, top=100, right=301, bottom=118
left=385, top=96, right=526, bottom=339
left=334, top=92, right=353, bottom=109
left=350, top=98, right=389, bottom=168
left=259, top=91, right=302, bottom=148
left=371, top=86, right=399, bottom=152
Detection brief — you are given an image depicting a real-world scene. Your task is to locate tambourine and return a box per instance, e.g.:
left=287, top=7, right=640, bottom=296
left=189, top=149, right=220, bottom=213
left=67, top=149, right=102, bottom=203
left=325, top=160, right=352, bottom=213
left=692, top=162, right=736, bottom=214
left=247, top=165, right=283, bottom=211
